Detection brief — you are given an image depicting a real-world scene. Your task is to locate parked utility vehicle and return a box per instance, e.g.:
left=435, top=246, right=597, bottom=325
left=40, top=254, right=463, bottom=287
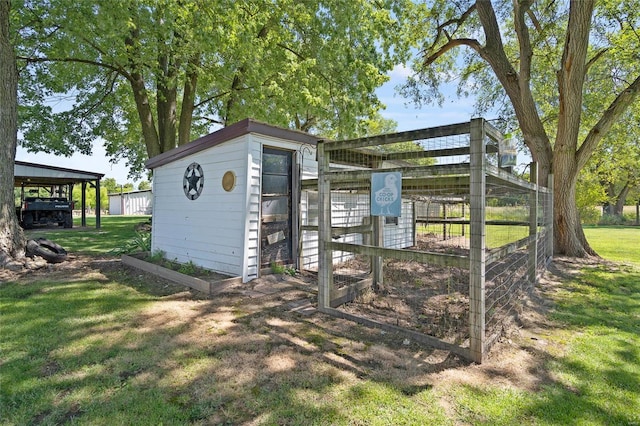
left=16, top=185, right=74, bottom=229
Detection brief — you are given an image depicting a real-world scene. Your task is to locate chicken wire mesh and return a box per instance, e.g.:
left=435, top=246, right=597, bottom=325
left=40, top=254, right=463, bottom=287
left=306, top=119, right=552, bottom=362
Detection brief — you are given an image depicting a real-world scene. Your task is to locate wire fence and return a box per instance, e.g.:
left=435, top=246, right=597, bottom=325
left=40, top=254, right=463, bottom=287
left=305, top=118, right=553, bottom=363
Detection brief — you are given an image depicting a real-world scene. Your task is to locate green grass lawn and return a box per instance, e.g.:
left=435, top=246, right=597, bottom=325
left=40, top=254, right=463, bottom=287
left=441, top=261, right=640, bottom=425
left=584, top=225, right=640, bottom=266
left=24, top=215, right=151, bottom=255
left=419, top=223, right=530, bottom=249
left=2, top=219, right=638, bottom=424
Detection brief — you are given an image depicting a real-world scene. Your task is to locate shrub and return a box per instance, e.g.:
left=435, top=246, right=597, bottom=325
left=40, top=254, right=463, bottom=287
left=579, top=207, right=601, bottom=225
left=598, top=214, right=626, bottom=226
left=270, top=262, right=296, bottom=276
left=109, top=231, right=151, bottom=255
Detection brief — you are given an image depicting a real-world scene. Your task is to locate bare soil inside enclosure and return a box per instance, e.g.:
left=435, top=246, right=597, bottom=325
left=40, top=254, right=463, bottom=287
left=3, top=251, right=588, bottom=399
left=332, top=233, right=531, bottom=346
left=337, top=255, right=471, bottom=345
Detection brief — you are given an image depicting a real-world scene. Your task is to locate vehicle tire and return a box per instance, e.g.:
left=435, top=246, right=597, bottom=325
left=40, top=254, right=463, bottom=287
left=26, top=238, right=68, bottom=263
left=63, top=213, right=73, bottom=228
left=23, top=213, right=34, bottom=229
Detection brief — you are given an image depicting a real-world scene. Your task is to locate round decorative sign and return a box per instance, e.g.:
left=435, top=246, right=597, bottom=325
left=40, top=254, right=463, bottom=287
left=222, top=171, right=236, bottom=192
left=183, top=162, right=204, bottom=200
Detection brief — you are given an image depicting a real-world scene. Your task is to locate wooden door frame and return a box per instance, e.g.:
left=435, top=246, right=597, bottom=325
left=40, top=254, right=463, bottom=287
left=259, top=146, right=299, bottom=269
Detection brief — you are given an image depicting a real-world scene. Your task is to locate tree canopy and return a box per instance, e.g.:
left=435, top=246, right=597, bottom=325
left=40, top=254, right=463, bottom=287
left=400, top=0, right=640, bottom=256
left=13, top=0, right=409, bottom=177
left=578, top=104, right=640, bottom=217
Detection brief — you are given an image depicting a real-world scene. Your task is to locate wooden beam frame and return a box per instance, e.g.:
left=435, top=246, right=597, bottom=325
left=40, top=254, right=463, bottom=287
left=468, top=118, right=486, bottom=364
left=328, top=242, right=468, bottom=268
left=311, top=118, right=551, bottom=364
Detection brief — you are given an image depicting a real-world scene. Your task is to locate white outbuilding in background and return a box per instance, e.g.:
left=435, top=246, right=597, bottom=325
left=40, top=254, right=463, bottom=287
left=108, top=189, right=152, bottom=216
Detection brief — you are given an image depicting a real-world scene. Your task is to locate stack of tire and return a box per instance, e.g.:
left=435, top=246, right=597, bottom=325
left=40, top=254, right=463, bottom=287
left=26, top=238, right=68, bottom=263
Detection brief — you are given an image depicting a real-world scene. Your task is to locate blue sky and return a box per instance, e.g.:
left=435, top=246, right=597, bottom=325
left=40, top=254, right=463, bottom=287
left=15, top=65, right=479, bottom=185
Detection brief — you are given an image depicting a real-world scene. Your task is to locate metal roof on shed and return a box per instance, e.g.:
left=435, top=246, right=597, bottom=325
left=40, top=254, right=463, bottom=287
left=145, top=118, right=323, bottom=169
left=14, top=161, right=105, bottom=186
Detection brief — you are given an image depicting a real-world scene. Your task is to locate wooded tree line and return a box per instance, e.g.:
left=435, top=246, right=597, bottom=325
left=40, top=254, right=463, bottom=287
left=2, top=0, right=639, bottom=263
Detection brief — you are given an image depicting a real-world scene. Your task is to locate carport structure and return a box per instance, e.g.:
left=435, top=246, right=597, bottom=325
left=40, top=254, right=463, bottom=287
left=14, top=161, right=105, bottom=228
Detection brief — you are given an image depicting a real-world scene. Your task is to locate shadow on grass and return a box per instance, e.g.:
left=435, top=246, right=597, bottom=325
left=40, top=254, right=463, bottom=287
left=450, top=262, right=640, bottom=425
left=1, top=260, right=458, bottom=425
left=4, top=253, right=637, bottom=425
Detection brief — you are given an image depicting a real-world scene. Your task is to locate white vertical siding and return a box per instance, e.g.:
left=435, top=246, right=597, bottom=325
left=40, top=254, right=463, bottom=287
left=151, top=135, right=250, bottom=278
left=126, top=191, right=152, bottom=215
left=383, top=201, right=415, bottom=248
left=242, top=138, right=262, bottom=282
left=108, top=191, right=152, bottom=215
left=300, top=190, right=415, bottom=271
left=108, top=194, right=122, bottom=215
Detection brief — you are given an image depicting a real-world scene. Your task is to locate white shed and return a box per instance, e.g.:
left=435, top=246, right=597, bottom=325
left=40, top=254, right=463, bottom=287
left=146, top=119, right=414, bottom=283
left=108, top=190, right=152, bottom=215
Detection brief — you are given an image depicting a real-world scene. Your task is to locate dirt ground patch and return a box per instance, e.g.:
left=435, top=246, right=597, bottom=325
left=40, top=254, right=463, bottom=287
left=1, top=252, right=589, bottom=399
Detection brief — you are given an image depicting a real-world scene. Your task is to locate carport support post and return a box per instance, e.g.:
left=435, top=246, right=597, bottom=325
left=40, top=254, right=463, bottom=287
left=81, top=181, right=87, bottom=227
left=95, top=179, right=101, bottom=228
left=317, top=141, right=333, bottom=310
left=469, top=118, right=486, bottom=364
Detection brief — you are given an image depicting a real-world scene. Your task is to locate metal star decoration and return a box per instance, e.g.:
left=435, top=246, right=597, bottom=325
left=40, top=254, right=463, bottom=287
left=183, top=163, right=204, bottom=200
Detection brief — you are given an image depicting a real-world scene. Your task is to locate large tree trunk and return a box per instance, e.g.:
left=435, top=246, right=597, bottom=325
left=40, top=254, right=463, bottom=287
left=0, top=0, right=26, bottom=266
left=553, top=151, right=597, bottom=257
left=552, top=0, right=596, bottom=257
left=425, top=0, right=637, bottom=258
left=614, top=182, right=630, bottom=216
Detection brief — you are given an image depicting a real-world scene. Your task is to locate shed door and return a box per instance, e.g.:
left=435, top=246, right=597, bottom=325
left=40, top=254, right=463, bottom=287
left=261, top=148, right=293, bottom=267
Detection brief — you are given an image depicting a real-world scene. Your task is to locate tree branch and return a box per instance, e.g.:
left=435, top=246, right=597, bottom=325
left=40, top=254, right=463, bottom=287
left=585, top=47, right=609, bottom=72
left=16, top=55, right=131, bottom=81
left=194, top=90, right=231, bottom=109
left=577, top=73, right=640, bottom=169
left=193, top=115, right=224, bottom=126
left=277, top=42, right=306, bottom=61
left=124, top=20, right=161, bottom=158
left=514, top=0, right=534, bottom=83
left=423, top=38, right=482, bottom=66
left=428, top=3, right=476, bottom=52
left=475, top=0, right=552, bottom=175
left=556, top=0, right=595, bottom=152
left=79, top=71, right=118, bottom=120
left=178, top=55, right=200, bottom=146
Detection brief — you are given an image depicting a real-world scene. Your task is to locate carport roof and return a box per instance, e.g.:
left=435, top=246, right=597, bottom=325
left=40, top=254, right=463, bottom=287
left=14, top=161, right=105, bottom=186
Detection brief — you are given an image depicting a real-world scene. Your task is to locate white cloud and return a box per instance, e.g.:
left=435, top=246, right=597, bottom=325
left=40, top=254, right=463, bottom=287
left=388, top=63, right=414, bottom=80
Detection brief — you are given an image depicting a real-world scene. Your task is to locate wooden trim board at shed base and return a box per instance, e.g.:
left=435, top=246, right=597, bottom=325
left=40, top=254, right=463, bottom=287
left=121, top=254, right=242, bottom=296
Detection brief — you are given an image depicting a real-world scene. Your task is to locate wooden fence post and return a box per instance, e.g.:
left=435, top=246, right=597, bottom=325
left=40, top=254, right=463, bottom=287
left=528, top=162, right=539, bottom=284
left=371, top=160, right=385, bottom=291
left=317, top=141, right=333, bottom=310
left=469, top=118, right=486, bottom=364
left=372, top=215, right=384, bottom=290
